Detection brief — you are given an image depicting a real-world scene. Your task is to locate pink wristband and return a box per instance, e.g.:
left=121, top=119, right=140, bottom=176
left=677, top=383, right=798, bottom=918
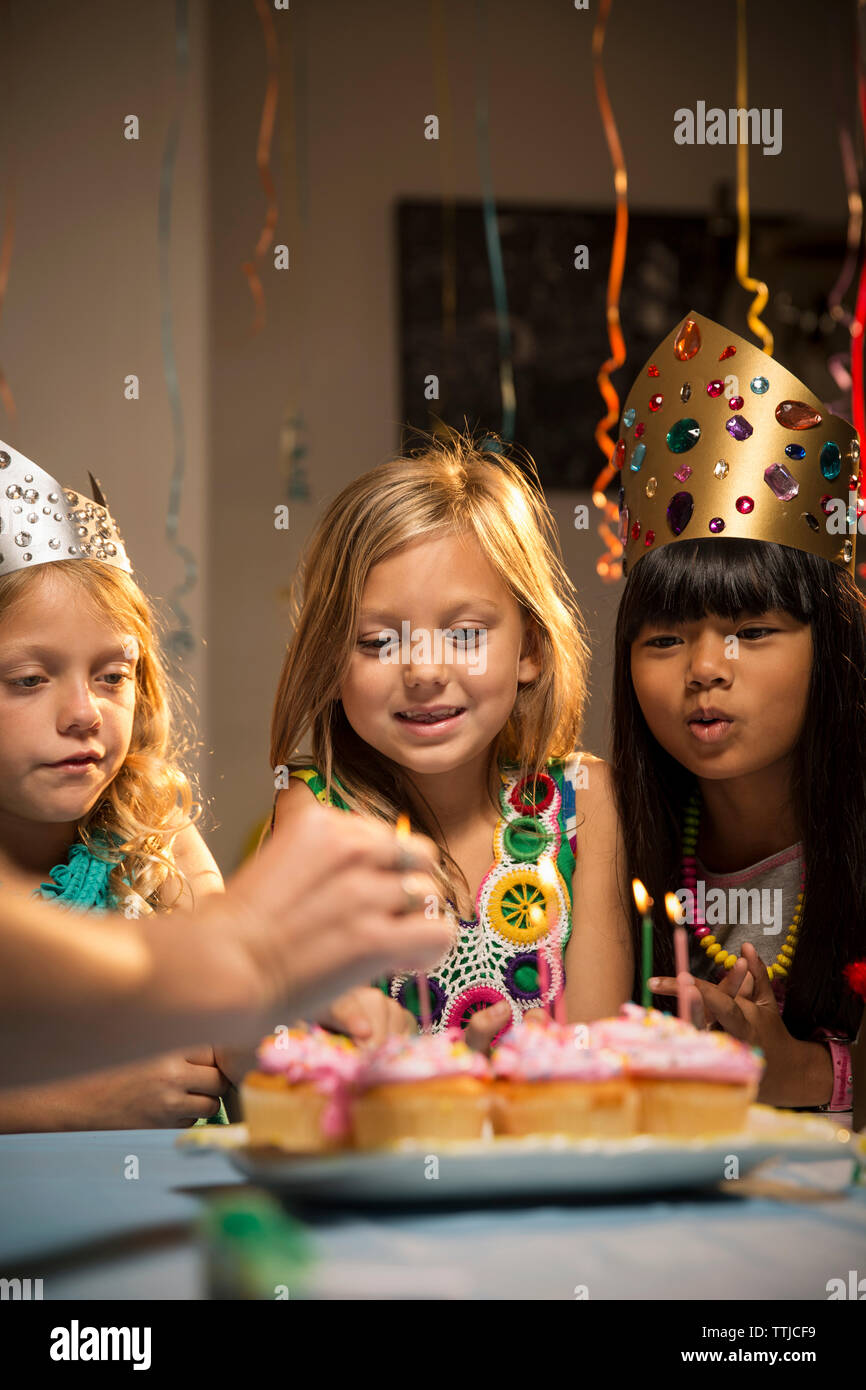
left=814, top=1035, right=854, bottom=1112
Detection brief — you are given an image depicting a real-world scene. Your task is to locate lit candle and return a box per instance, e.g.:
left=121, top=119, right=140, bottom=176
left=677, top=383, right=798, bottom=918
left=632, top=878, right=654, bottom=1009
left=396, top=814, right=433, bottom=1032
left=537, top=855, right=567, bottom=1023
left=665, top=892, right=692, bottom=1023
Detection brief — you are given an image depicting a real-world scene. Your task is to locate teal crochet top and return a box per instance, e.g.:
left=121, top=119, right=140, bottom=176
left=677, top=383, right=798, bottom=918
left=33, top=838, right=124, bottom=913
left=32, top=836, right=228, bottom=1127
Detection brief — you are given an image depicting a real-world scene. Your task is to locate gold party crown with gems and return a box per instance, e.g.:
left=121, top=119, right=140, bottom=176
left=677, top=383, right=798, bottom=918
left=615, top=311, right=860, bottom=576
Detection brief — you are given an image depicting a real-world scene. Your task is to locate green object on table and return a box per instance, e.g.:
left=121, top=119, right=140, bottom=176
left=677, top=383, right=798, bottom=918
left=198, top=1191, right=314, bottom=1300
left=192, top=1096, right=229, bottom=1128
left=642, top=915, right=654, bottom=1008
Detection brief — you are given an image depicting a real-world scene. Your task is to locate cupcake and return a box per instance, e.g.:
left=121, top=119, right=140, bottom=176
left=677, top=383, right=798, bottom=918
left=352, top=1029, right=492, bottom=1149
left=590, top=1003, right=764, bottom=1137
left=490, top=1022, right=638, bottom=1139
left=240, top=1027, right=362, bottom=1152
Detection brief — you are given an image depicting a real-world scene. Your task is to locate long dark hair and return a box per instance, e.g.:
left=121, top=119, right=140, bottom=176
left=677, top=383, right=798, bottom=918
left=612, top=538, right=866, bottom=1040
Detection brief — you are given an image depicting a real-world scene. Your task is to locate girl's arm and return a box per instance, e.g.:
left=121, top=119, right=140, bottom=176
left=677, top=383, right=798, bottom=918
left=156, top=824, right=225, bottom=911
left=0, top=831, right=231, bottom=1132
left=564, top=757, right=633, bottom=1022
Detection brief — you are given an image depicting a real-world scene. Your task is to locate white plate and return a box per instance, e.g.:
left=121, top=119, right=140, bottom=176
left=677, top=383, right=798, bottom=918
left=223, top=1106, right=854, bottom=1205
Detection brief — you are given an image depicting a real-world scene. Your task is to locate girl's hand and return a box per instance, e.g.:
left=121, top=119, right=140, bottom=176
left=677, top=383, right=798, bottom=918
left=319, top=986, right=416, bottom=1048
left=464, top=1001, right=512, bottom=1053
left=649, top=943, right=832, bottom=1107
left=0, top=1046, right=228, bottom=1132
left=90, top=1045, right=227, bottom=1127
left=463, top=1003, right=555, bottom=1053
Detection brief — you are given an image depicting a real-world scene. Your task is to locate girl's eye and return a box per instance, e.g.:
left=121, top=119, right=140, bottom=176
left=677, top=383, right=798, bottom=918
left=645, top=636, right=681, bottom=649
left=101, top=672, right=130, bottom=686
left=358, top=636, right=394, bottom=652
left=445, top=627, right=485, bottom=645
left=12, top=675, right=44, bottom=688
left=738, top=627, right=775, bottom=640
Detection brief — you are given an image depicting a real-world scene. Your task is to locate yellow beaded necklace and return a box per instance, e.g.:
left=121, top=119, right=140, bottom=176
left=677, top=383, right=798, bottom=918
left=681, top=793, right=803, bottom=982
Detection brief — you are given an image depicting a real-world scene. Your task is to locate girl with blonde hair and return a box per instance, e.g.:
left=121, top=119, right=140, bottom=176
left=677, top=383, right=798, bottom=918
left=0, top=443, right=225, bottom=1129
left=270, top=428, right=632, bottom=1039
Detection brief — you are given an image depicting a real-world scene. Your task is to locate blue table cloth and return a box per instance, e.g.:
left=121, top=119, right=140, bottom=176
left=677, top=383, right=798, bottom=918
left=0, top=1130, right=863, bottom=1299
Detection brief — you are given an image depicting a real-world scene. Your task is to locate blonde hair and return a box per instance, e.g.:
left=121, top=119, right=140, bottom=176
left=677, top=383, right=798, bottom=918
left=0, top=560, right=199, bottom=909
left=270, top=427, right=590, bottom=896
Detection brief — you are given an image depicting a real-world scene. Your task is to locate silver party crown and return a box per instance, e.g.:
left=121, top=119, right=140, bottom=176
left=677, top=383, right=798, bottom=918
left=0, top=439, right=131, bottom=578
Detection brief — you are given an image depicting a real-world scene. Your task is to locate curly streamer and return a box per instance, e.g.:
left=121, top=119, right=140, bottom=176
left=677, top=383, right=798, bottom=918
left=242, top=0, right=280, bottom=336
left=430, top=0, right=458, bottom=363
left=735, top=0, right=773, bottom=354
left=159, top=0, right=197, bottom=659
left=475, top=0, right=515, bottom=443
left=851, top=63, right=866, bottom=483
left=277, top=3, right=310, bottom=500
left=591, top=0, right=628, bottom=582
left=0, top=177, right=17, bottom=425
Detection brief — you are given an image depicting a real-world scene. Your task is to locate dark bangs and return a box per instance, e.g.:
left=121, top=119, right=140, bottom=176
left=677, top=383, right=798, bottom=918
left=613, top=536, right=866, bottom=1041
left=620, top=538, right=819, bottom=642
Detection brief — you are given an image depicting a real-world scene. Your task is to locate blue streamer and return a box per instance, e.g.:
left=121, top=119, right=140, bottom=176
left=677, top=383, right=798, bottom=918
left=158, top=0, right=198, bottom=659
left=474, top=0, right=515, bottom=443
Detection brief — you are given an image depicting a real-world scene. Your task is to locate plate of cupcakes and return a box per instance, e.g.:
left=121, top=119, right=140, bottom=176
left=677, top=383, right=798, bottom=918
left=193, top=1007, right=853, bottom=1205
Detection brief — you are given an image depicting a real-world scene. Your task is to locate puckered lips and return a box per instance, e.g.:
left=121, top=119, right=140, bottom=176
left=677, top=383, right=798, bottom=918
left=686, top=705, right=735, bottom=745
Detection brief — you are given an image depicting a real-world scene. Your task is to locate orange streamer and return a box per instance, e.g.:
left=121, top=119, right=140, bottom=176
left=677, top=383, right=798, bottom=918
left=0, top=177, right=17, bottom=424
left=735, top=0, right=773, bottom=354
left=430, top=1, right=457, bottom=349
left=242, top=0, right=280, bottom=335
left=591, top=0, right=628, bottom=581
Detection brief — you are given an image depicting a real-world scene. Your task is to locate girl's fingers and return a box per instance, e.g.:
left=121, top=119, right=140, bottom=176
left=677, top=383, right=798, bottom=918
left=686, top=982, right=750, bottom=1039
left=647, top=975, right=678, bottom=995
left=648, top=975, right=739, bottom=1032
left=179, top=1092, right=223, bottom=1121
left=464, top=1002, right=511, bottom=1053
left=180, top=1063, right=226, bottom=1097
left=740, top=942, right=778, bottom=1007
left=523, top=1008, right=555, bottom=1028
left=717, top=957, right=749, bottom=998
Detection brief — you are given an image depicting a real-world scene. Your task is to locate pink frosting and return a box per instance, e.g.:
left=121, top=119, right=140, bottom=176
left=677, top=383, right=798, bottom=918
left=358, top=1028, right=490, bottom=1088
left=491, top=1022, right=624, bottom=1081
left=588, top=1003, right=764, bottom=1085
left=255, top=1027, right=363, bottom=1138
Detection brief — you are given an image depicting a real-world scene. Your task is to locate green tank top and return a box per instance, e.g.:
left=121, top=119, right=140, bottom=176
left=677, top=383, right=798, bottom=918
left=286, top=758, right=582, bottom=1032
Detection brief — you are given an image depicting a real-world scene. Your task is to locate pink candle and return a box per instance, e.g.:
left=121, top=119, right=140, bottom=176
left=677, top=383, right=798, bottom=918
left=534, top=856, right=566, bottom=1022
left=666, top=893, right=692, bottom=1023
left=397, top=814, right=433, bottom=1032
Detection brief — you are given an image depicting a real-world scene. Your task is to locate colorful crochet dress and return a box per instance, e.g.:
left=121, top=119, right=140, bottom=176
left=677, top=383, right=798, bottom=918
left=288, top=756, right=583, bottom=1032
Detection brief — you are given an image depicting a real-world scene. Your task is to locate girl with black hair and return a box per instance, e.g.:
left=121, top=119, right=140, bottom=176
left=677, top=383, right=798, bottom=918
left=611, top=311, right=865, bottom=1112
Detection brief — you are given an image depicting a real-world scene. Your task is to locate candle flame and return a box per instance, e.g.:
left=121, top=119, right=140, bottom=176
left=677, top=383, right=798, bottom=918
left=664, top=892, right=686, bottom=925
left=537, top=855, right=557, bottom=888
left=396, top=813, right=411, bottom=840
left=632, top=877, right=653, bottom=914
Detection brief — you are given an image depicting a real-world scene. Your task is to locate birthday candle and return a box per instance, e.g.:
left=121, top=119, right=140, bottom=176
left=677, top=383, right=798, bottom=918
left=537, top=855, right=567, bottom=1023
left=665, top=892, right=692, bottom=1023
left=396, top=814, right=433, bottom=1032
left=632, top=878, right=654, bottom=1009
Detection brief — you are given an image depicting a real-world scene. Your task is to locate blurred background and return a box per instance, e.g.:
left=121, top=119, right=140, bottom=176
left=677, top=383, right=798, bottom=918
left=0, top=0, right=859, bottom=870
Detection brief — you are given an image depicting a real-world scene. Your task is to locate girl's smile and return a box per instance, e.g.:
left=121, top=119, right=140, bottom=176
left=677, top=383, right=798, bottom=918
left=340, top=532, right=539, bottom=780
left=393, top=704, right=468, bottom=735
